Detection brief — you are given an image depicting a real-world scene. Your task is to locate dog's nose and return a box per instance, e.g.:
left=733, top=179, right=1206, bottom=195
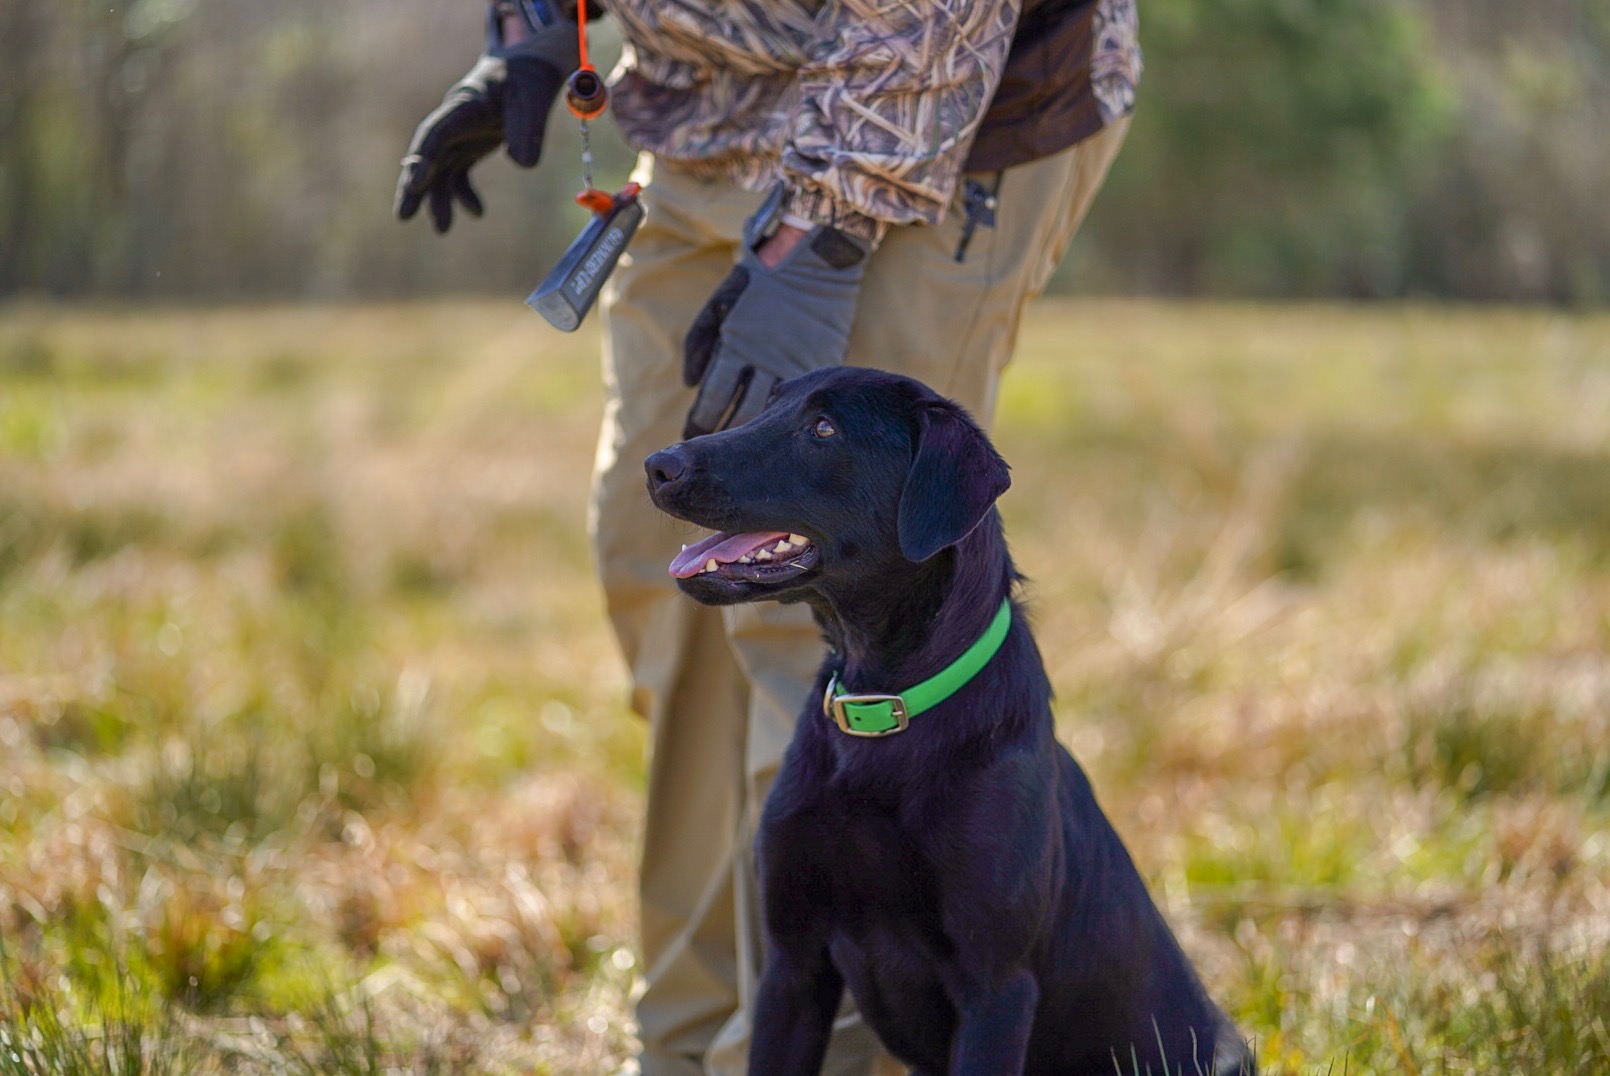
left=646, top=446, right=691, bottom=492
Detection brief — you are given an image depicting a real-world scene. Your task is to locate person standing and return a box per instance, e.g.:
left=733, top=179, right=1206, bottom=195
left=396, top=2, right=1140, bottom=1071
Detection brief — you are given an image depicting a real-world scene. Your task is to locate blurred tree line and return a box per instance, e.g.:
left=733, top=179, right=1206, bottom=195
left=2, top=0, right=1607, bottom=303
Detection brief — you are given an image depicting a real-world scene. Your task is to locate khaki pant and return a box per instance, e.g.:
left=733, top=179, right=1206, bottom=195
left=592, top=121, right=1128, bottom=1076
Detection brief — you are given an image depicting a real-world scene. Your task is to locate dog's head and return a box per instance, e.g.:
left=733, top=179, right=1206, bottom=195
left=645, top=367, right=1011, bottom=607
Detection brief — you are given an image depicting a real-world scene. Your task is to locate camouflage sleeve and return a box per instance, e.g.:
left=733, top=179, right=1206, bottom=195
left=778, top=0, right=1021, bottom=244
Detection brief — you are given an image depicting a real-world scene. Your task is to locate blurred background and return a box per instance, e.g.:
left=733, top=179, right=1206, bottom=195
left=3, top=2, right=1609, bottom=1073
left=4, top=0, right=1609, bottom=304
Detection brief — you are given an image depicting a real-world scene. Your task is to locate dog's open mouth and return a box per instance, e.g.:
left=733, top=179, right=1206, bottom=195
left=668, top=530, right=819, bottom=583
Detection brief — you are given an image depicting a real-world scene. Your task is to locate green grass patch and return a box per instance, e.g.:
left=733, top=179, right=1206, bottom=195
left=2, top=300, right=1607, bottom=1072
left=1241, top=936, right=1610, bottom=1073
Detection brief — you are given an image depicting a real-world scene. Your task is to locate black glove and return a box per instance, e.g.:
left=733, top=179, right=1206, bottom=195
left=683, top=194, right=870, bottom=438
left=395, top=13, right=578, bottom=233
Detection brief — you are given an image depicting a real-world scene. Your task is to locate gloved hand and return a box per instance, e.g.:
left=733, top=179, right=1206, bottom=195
left=394, top=13, right=578, bottom=233
left=683, top=210, right=870, bottom=438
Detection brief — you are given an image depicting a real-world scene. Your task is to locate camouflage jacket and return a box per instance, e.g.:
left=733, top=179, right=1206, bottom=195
left=605, top=0, right=1141, bottom=243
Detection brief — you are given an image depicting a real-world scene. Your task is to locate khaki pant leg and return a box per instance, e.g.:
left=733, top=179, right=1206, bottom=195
left=602, top=119, right=1128, bottom=1076
left=594, top=156, right=766, bottom=1076
left=603, top=160, right=895, bottom=1075
left=851, top=117, right=1130, bottom=420
left=705, top=118, right=1131, bottom=1076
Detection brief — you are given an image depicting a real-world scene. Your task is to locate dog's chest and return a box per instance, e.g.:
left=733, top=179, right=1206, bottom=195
left=799, top=797, right=965, bottom=1064
left=790, top=787, right=956, bottom=957
left=824, top=804, right=929, bottom=908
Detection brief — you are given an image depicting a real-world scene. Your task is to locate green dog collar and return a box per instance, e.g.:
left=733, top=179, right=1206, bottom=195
left=822, top=599, right=1013, bottom=737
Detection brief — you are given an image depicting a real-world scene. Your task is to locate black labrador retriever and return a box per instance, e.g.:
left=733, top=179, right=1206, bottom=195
left=645, top=368, right=1253, bottom=1076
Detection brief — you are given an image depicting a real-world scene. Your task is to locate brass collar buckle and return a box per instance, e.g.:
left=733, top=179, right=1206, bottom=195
left=822, top=678, right=909, bottom=738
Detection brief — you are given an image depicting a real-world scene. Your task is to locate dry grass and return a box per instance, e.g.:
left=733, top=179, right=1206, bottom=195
left=1, top=298, right=1607, bottom=1073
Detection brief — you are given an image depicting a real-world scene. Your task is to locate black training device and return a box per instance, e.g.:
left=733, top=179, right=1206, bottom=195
left=516, top=0, right=637, bottom=332
left=526, top=187, right=644, bottom=332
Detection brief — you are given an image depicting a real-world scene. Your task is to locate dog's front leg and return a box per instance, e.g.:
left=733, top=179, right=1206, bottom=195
left=747, top=945, right=844, bottom=1076
left=949, top=968, right=1038, bottom=1075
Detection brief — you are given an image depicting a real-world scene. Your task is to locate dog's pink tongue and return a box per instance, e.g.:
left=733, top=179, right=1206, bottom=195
left=669, top=531, right=789, bottom=578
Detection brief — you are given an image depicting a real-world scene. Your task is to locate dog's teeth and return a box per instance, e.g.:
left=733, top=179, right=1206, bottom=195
left=681, top=544, right=688, bottom=551
left=738, top=555, right=753, bottom=564
left=773, top=541, right=792, bottom=553
left=703, top=559, right=719, bottom=573
left=788, top=534, right=808, bottom=545
left=756, top=549, right=773, bottom=561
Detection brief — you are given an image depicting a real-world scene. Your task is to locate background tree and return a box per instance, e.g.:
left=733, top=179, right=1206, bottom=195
left=0, top=0, right=1605, bottom=303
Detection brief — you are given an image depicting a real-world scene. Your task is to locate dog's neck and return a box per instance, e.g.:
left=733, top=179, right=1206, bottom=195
left=813, top=510, right=1015, bottom=694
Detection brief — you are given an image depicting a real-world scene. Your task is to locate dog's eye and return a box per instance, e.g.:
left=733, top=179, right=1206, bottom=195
left=813, top=417, right=837, bottom=439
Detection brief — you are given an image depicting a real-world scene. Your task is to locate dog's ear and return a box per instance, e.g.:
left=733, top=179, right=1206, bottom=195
left=897, top=402, right=1011, bottom=562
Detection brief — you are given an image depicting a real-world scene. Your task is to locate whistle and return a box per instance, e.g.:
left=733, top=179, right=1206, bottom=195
left=566, top=67, right=608, bottom=120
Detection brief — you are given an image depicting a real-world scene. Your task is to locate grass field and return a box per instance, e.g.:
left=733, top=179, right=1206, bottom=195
left=1, top=299, right=1608, bottom=1074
